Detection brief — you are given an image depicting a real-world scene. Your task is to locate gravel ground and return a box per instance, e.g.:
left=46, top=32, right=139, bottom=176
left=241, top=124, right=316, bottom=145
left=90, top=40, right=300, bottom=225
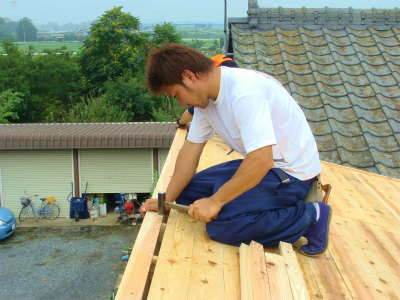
left=0, top=225, right=140, bottom=300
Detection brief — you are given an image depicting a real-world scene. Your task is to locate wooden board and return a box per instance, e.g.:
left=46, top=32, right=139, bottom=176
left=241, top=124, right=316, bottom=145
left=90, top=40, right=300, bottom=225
left=115, top=128, right=187, bottom=300
left=118, top=134, right=400, bottom=300
left=147, top=211, right=241, bottom=300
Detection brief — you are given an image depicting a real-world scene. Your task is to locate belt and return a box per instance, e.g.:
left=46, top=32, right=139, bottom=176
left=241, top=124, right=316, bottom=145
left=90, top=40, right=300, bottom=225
left=270, top=168, right=291, bottom=184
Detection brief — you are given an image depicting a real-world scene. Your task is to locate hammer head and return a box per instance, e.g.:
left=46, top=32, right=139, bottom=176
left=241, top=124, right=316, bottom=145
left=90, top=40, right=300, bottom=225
left=158, top=192, right=166, bottom=215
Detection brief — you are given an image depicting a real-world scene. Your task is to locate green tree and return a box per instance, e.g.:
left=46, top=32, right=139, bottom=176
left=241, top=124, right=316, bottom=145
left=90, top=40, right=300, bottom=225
left=63, top=95, right=129, bottom=123
left=0, top=90, right=23, bottom=123
left=0, top=17, right=14, bottom=40
left=16, top=17, right=37, bottom=42
left=79, top=6, right=149, bottom=92
left=152, top=22, right=182, bottom=47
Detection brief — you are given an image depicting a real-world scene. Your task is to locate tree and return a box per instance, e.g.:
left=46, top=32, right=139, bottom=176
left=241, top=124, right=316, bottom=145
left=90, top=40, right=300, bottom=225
left=0, top=17, right=14, bottom=41
left=16, top=17, right=37, bottom=42
left=0, top=90, right=23, bottom=123
left=152, top=22, right=182, bottom=47
left=63, top=95, right=129, bottom=123
left=79, top=6, right=149, bottom=92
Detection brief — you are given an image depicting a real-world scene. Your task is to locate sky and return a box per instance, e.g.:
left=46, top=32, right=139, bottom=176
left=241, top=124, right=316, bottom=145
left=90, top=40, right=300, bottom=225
left=1, top=0, right=399, bottom=25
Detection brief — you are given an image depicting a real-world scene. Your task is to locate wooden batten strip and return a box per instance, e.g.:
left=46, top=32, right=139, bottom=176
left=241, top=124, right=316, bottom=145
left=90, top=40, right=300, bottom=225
left=264, top=252, right=294, bottom=300
left=115, top=128, right=187, bottom=300
left=239, top=241, right=271, bottom=300
left=278, top=242, right=310, bottom=300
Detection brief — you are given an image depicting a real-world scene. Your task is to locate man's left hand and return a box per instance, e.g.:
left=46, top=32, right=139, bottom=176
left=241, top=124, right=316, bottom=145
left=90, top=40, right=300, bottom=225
left=188, top=197, right=221, bottom=223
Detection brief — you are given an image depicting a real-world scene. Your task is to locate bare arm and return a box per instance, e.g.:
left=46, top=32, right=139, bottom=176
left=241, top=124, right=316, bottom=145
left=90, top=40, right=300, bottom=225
left=140, top=140, right=206, bottom=215
left=189, top=145, right=274, bottom=222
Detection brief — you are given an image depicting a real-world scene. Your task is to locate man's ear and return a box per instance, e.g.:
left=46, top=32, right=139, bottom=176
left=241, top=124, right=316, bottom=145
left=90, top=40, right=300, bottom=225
left=181, top=70, right=197, bottom=82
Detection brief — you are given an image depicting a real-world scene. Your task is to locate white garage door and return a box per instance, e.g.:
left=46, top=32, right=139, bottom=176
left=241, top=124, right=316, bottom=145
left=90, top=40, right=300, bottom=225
left=79, top=149, right=153, bottom=194
left=0, top=150, right=73, bottom=217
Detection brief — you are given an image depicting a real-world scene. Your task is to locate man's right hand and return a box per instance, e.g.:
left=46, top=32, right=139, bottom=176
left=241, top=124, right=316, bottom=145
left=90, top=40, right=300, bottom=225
left=139, top=198, right=158, bottom=217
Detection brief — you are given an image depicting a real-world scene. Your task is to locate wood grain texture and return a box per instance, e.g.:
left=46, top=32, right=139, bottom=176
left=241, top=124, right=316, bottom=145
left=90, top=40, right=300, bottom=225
left=264, top=252, right=294, bottom=300
left=278, top=242, right=310, bottom=300
left=115, top=128, right=186, bottom=300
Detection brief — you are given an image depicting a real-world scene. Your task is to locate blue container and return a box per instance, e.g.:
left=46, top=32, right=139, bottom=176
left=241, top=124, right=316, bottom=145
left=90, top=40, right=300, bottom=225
left=69, top=197, right=89, bottom=219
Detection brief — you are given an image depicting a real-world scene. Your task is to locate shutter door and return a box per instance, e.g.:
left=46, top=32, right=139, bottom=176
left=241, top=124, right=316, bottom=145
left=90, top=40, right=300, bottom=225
left=79, top=149, right=153, bottom=194
left=158, top=148, right=170, bottom=173
left=0, top=150, right=73, bottom=217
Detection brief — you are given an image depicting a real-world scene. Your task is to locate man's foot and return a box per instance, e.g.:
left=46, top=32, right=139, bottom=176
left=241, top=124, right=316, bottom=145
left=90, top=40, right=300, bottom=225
left=300, top=202, right=332, bottom=256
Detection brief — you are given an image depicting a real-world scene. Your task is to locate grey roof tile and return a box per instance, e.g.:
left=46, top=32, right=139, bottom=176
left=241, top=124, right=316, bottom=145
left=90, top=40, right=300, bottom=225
left=320, top=94, right=352, bottom=109
left=334, top=133, right=368, bottom=151
left=349, top=96, right=381, bottom=110
left=320, top=150, right=341, bottom=164
left=301, top=107, right=327, bottom=121
left=337, top=148, right=375, bottom=167
left=370, top=148, right=400, bottom=167
left=308, top=120, right=332, bottom=135
left=353, top=106, right=388, bottom=122
left=293, top=94, right=323, bottom=109
left=358, top=119, right=395, bottom=137
left=229, top=4, right=400, bottom=178
left=315, top=134, right=337, bottom=152
left=324, top=106, right=357, bottom=122
left=364, top=133, right=400, bottom=152
left=366, top=73, right=398, bottom=87
left=329, top=119, right=363, bottom=136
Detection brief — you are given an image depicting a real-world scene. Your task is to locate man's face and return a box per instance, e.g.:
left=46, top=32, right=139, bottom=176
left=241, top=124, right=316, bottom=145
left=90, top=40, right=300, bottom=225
left=162, top=71, right=210, bottom=108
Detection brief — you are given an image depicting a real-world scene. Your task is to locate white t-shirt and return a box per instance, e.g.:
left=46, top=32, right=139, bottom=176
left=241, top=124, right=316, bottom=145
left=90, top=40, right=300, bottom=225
left=187, top=67, right=321, bottom=181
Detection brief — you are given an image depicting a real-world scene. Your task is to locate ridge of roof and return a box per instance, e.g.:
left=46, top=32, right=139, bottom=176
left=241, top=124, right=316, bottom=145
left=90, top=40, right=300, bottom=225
left=238, top=1, right=400, bottom=28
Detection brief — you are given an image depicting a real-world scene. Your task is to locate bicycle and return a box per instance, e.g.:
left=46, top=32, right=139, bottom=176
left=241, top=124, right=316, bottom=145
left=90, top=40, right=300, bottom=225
left=19, top=191, right=60, bottom=222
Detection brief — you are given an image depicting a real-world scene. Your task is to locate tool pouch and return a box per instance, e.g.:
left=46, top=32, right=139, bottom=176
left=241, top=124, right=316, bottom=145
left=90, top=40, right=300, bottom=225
left=303, top=174, right=331, bottom=204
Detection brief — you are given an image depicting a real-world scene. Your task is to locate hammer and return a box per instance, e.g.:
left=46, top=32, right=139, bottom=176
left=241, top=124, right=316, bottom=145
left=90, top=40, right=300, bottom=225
left=158, top=191, right=189, bottom=215
left=157, top=192, right=218, bottom=219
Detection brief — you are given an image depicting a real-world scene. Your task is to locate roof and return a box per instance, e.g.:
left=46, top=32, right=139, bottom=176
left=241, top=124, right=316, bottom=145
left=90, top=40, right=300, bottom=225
left=227, top=2, right=400, bottom=179
left=0, top=122, right=176, bottom=150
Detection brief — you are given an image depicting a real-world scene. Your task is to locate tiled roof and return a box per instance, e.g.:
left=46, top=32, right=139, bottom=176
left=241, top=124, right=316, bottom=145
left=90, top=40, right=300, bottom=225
left=0, top=122, right=176, bottom=150
left=228, top=2, right=400, bottom=179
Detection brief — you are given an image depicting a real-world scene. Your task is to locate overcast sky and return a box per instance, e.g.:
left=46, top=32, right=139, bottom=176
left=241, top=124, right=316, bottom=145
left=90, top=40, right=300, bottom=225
left=1, top=0, right=399, bottom=25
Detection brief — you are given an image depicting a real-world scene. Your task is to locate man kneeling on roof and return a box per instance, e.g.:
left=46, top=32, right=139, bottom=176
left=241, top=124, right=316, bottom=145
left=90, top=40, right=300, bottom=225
left=140, top=44, right=332, bottom=256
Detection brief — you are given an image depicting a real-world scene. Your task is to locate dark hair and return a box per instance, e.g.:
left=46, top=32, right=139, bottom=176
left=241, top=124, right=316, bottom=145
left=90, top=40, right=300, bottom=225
left=220, top=60, right=239, bottom=68
left=146, top=44, right=214, bottom=94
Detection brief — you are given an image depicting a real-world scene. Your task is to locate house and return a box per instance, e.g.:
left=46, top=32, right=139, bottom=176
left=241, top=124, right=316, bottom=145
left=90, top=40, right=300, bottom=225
left=226, top=0, right=400, bottom=179
left=0, top=122, right=176, bottom=217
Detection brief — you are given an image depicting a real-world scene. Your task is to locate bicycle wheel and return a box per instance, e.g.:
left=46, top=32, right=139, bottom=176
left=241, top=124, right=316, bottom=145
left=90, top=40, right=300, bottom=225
left=43, top=203, right=60, bottom=220
left=19, top=206, right=29, bottom=222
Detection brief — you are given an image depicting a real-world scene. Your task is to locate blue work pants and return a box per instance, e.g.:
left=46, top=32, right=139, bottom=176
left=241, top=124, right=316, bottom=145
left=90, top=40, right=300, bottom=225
left=176, top=159, right=316, bottom=246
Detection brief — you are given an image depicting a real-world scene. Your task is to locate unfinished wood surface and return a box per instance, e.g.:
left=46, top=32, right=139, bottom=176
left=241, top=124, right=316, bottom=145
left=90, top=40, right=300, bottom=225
left=278, top=242, right=310, bottom=300
left=264, top=252, right=294, bottom=300
left=115, top=128, right=187, bottom=300
left=239, top=241, right=271, bottom=300
left=295, top=161, right=400, bottom=300
left=147, top=211, right=241, bottom=300
left=121, top=134, right=400, bottom=300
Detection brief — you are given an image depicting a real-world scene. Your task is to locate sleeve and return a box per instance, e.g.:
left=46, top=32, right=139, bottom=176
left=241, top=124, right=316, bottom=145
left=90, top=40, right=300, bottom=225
left=187, top=106, right=194, bottom=115
left=233, top=90, right=277, bottom=154
left=187, top=109, right=215, bottom=143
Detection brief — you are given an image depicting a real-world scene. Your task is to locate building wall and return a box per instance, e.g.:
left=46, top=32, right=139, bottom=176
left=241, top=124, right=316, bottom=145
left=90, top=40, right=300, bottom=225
left=0, top=150, right=73, bottom=217
left=0, top=147, right=170, bottom=218
left=79, top=148, right=153, bottom=195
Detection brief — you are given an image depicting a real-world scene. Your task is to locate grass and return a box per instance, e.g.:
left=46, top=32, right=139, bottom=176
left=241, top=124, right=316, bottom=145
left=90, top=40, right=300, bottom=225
left=10, top=41, right=83, bottom=53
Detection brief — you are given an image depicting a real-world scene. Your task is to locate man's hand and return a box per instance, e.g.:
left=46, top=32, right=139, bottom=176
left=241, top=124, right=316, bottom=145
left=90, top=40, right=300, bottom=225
left=139, top=198, right=158, bottom=217
left=188, top=197, right=222, bottom=223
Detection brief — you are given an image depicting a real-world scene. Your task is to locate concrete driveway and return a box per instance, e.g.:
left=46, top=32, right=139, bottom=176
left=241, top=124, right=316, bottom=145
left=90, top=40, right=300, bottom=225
left=0, top=223, right=140, bottom=300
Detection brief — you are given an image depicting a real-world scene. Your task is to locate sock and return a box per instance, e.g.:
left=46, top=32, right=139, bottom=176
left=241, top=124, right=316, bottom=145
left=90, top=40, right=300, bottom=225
left=313, top=202, right=320, bottom=221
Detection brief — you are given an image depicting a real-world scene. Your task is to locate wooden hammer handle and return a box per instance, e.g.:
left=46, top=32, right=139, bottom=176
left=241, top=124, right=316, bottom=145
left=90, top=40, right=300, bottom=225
left=164, top=201, right=189, bottom=213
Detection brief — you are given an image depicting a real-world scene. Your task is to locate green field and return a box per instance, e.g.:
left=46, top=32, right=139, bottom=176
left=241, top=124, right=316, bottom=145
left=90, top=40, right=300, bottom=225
left=1, top=41, right=83, bottom=53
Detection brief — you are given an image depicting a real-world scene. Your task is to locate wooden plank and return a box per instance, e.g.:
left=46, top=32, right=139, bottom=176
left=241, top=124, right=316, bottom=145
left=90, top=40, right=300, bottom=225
left=222, top=244, right=241, bottom=300
left=147, top=211, right=196, bottom=300
left=239, top=243, right=255, bottom=300
left=187, top=221, right=225, bottom=300
left=250, top=241, right=272, bottom=300
left=278, top=242, right=310, bottom=300
left=115, top=212, right=163, bottom=300
left=115, top=128, right=187, bottom=300
left=264, top=252, right=294, bottom=300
